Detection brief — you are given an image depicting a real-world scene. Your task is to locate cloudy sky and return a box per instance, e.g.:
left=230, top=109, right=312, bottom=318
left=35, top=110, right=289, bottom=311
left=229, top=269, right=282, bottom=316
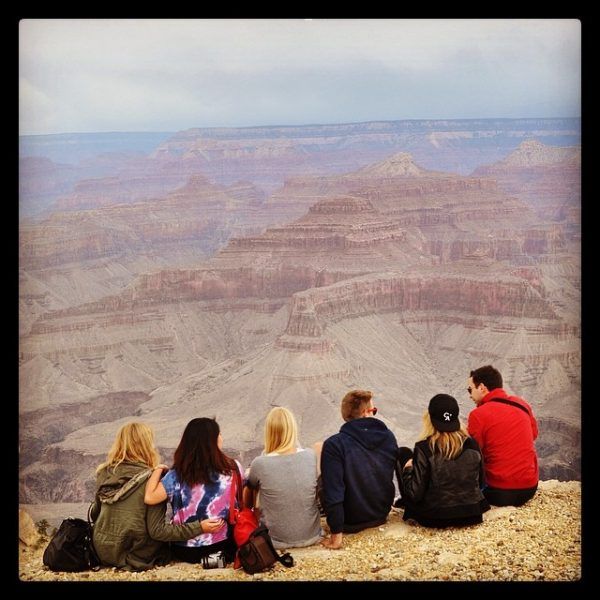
left=19, top=19, right=581, bottom=136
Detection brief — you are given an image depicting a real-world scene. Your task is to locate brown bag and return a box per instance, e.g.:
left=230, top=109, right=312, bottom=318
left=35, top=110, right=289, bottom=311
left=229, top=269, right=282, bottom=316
left=237, top=525, right=294, bottom=574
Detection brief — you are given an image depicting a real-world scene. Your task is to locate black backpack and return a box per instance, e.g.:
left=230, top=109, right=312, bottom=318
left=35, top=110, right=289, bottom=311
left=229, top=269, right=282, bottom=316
left=42, top=505, right=100, bottom=572
left=237, top=525, right=294, bottom=574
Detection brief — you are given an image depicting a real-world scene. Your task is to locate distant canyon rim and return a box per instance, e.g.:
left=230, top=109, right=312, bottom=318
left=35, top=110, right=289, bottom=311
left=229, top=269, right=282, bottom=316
left=19, top=118, right=581, bottom=504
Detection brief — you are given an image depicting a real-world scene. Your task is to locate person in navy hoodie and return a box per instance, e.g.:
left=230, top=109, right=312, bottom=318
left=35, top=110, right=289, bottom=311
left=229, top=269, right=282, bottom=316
left=467, top=365, right=539, bottom=507
left=320, top=389, right=398, bottom=549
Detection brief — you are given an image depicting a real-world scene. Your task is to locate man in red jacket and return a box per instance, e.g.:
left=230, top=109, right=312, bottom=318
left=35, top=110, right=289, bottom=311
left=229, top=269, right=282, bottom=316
left=467, top=365, right=539, bottom=507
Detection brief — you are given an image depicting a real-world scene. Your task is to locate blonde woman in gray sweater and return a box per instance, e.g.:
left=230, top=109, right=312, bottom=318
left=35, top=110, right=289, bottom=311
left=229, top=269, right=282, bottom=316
left=244, top=407, right=322, bottom=549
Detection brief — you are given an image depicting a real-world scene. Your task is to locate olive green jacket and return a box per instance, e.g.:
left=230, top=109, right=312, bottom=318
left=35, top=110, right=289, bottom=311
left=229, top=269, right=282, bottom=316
left=90, top=461, right=202, bottom=571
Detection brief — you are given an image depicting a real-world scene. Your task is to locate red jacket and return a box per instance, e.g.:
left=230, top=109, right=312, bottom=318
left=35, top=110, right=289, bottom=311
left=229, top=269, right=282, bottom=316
left=467, top=388, right=538, bottom=489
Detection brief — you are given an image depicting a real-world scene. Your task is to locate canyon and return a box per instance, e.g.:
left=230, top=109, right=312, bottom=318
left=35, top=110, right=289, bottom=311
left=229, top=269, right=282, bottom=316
left=19, top=121, right=581, bottom=505
left=21, top=119, right=579, bottom=217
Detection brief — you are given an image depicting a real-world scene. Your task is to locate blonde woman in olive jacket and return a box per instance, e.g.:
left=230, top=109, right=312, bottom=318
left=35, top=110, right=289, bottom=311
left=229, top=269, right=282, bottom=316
left=91, top=422, right=210, bottom=571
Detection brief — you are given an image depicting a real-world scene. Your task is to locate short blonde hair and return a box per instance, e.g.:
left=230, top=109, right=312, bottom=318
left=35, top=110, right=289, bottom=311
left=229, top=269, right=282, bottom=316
left=341, top=389, right=373, bottom=422
left=96, top=422, right=160, bottom=473
left=264, top=407, right=298, bottom=455
left=418, top=411, right=469, bottom=460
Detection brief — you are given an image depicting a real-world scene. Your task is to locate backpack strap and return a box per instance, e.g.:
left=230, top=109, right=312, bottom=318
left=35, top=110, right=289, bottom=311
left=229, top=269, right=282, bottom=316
left=488, top=397, right=530, bottom=416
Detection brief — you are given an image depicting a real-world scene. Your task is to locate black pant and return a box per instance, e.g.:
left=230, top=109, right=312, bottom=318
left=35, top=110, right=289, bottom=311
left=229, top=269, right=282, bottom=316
left=394, top=446, right=414, bottom=504
left=403, top=511, right=484, bottom=528
left=171, top=537, right=236, bottom=564
left=483, top=484, right=537, bottom=507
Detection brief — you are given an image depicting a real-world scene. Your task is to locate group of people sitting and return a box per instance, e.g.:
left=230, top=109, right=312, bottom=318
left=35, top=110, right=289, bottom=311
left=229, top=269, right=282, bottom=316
left=90, top=364, right=539, bottom=571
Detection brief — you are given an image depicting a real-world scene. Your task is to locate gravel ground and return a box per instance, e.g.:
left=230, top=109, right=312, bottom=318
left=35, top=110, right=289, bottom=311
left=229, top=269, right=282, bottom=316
left=18, top=480, right=581, bottom=582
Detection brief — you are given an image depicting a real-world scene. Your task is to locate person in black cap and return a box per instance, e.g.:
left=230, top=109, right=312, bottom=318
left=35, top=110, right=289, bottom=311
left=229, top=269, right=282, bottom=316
left=398, top=394, right=490, bottom=528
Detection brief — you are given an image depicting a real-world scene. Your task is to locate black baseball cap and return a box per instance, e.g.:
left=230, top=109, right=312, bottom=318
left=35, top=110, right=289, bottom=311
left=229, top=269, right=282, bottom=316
left=428, top=394, right=460, bottom=432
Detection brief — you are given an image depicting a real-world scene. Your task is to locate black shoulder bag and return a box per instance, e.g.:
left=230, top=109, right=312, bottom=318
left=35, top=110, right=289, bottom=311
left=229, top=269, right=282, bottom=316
left=42, top=502, right=101, bottom=572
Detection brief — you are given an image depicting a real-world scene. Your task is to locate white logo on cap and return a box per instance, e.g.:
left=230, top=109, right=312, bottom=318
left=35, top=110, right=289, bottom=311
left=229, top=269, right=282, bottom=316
left=443, top=412, right=452, bottom=421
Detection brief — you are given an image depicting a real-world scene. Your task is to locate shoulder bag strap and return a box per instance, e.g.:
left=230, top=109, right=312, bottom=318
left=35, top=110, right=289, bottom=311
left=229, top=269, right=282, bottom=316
left=259, top=528, right=294, bottom=568
left=86, top=500, right=101, bottom=571
left=228, top=464, right=245, bottom=525
left=488, top=397, right=530, bottom=416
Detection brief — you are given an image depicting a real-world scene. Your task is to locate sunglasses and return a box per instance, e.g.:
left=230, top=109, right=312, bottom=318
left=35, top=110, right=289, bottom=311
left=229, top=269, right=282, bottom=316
left=366, top=407, right=378, bottom=415
left=467, top=387, right=472, bottom=394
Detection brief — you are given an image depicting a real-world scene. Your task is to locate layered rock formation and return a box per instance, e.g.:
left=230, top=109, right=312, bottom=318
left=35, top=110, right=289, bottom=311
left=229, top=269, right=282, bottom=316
left=472, top=140, right=581, bottom=225
left=154, top=118, right=580, bottom=186
left=20, top=178, right=579, bottom=503
left=19, top=157, right=78, bottom=218
left=49, top=153, right=213, bottom=212
left=22, top=121, right=579, bottom=218
left=20, top=152, right=160, bottom=219
left=19, top=174, right=271, bottom=272
left=20, top=137, right=580, bottom=504
left=18, top=174, right=275, bottom=336
left=219, top=196, right=411, bottom=266
left=263, top=152, right=549, bottom=263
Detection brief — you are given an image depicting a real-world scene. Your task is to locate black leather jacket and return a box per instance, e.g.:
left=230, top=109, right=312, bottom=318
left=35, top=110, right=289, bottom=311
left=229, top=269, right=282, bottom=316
left=401, top=437, right=488, bottom=521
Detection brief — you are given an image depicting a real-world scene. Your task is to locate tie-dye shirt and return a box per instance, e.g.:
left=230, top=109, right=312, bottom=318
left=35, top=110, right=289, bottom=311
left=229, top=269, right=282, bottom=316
left=161, top=460, right=243, bottom=547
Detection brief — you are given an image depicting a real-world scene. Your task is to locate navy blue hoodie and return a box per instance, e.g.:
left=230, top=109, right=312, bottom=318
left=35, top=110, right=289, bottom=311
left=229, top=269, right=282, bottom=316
left=321, top=417, right=398, bottom=534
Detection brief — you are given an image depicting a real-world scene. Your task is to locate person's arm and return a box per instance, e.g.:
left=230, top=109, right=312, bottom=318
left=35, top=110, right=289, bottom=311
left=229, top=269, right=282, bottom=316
left=312, top=441, right=323, bottom=477
left=401, top=445, right=430, bottom=503
left=244, top=460, right=261, bottom=516
left=89, top=496, right=101, bottom=522
left=467, top=411, right=485, bottom=452
left=320, top=440, right=344, bottom=549
left=147, top=503, right=226, bottom=541
left=144, top=466, right=168, bottom=505
left=146, top=502, right=204, bottom=542
left=243, top=486, right=258, bottom=508
left=466, top=436, right=487, bottom=488
left=529, top=408, right=539, bottom=440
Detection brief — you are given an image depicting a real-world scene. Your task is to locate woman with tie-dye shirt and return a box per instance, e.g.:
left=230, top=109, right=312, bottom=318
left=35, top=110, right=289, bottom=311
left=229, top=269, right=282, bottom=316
left=145, top=418, right=242, bottom=564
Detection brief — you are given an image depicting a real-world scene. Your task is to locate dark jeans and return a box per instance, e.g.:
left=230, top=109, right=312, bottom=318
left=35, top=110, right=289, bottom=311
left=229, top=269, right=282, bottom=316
left=343, top=518, right=387, bottom=534
left=317, top=475, right=388, bottom=533
left=171, top=537, right=236, bottom=564
left=483, top=484, right=538, bottom=507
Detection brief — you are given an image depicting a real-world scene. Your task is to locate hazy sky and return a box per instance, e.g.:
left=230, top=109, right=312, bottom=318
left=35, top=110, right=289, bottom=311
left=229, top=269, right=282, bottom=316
left=19, top=19, right=581, bottom=136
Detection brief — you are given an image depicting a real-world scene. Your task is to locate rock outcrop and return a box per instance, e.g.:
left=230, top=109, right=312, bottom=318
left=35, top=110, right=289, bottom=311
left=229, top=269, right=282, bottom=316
left=19, top=509, right=42, bottom=548
left=264, top=152, right=531, bottom=230
left=221, top=196, right=407, bottom=256
left=472, top=140, right=581, bottom=224
left=494, top=140, right=580, bottom=167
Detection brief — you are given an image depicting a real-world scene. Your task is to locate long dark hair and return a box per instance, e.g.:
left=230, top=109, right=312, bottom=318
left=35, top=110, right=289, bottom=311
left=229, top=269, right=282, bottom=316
left=173, top=418, right=236, bottom=486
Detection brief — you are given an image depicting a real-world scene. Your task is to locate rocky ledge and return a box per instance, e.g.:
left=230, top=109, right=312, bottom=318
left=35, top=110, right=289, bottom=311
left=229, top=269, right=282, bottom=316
left=19, top=480, right=580, bottom=582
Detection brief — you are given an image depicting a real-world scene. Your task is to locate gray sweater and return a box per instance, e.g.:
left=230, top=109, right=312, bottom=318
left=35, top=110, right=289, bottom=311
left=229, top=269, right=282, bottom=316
left=247, top=449, right=322, bottom=549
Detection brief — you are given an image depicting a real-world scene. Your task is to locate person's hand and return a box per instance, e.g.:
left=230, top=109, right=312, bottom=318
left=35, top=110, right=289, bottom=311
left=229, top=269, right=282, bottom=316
left=321, top=532, right=343, bottom=549
left=154, top=464, right=169, bottom=472
left=201, top=518, right=226, bottom=534
left=404, top=458, right=413, bottom=470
